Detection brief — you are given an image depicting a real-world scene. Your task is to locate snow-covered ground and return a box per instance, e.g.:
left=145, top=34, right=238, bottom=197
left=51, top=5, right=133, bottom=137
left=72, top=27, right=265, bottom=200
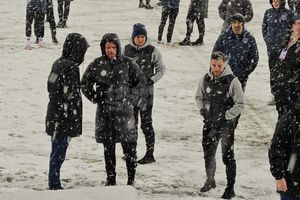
left=0, top=0, right=280, bottom=199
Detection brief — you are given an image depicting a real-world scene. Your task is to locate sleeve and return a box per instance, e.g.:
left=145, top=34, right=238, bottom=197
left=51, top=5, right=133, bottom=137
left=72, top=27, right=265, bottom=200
left=262, top=11, right=268, bottom=43
left=213, top=35, right=224, bottom=53
left=244, top=0, right=254, bottom=22
left=225, top=77, right=244, bottom=120
left=269, top=116, right=290, bottom=180
left=195, top=75, right=206, bottom=110
left=150, top=48, right=166, bottom=83
left=81, top=61, right=98, bottom=104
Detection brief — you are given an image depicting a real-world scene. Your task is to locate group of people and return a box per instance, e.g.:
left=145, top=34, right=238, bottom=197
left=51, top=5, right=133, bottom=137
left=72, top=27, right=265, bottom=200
left=42, top=0, right=300, bottom=199
left=25, top=0, right=73, bottom=49
left=45, top=24, right=165, bottom=189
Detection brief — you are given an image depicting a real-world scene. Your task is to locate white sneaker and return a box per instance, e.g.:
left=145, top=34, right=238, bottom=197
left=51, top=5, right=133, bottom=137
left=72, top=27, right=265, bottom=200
left=25, top=37, right=32, bottom=50
left=38, top=37, right=45, bottom=48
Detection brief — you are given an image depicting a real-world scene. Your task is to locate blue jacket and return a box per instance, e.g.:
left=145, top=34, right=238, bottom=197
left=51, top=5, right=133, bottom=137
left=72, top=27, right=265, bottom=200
left=161, top=0, right=180, bottom=9
left=213, top=28, right=259, bottom=82
left=26, top=0, right=46, bottom=13
left=262, top=1, right=294, bottom=56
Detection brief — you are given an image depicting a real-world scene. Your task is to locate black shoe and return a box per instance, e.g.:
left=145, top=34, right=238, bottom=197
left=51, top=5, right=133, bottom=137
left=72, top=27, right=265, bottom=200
left=105, top=177, right=116, bottom=186
left=127, top=179, right=135, bottom=186
left=48, top=186, right=64, bottom=190
left=122, top=153, right=128, bottom=161
left=200, top=178, right=216, bottom=192
left=52, top=35, right=58, bottom=44
left=137, top=154, right=156, bottom=164
left=191, top=38, right=204, bottom=46
left=56, top=20, right=63, bottom=28
left=61, top=21, right=67, bottom=28
left=35, top=37, right=39, bottom=44
left=139, top=3, right=146, bottom=8
left=221, top=186, right=235, bottom=199
left=145, top=3, right=154, bottom=9
left=178, top=37, right=191, bottom=46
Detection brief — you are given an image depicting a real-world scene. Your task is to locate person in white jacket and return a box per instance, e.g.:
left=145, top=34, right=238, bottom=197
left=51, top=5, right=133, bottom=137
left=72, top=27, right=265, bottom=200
left=195, top=51, right=244, bottom=199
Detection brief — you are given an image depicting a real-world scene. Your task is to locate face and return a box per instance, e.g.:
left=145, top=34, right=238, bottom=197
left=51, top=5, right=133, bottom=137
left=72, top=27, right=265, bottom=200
left=105, top=41, right=117, bottom=60
left=231, top=21, right=243, bottom=35
left=272, top=0, right=281, bottom=10
left=133, top=35, right=146, bottom=47
left=210, top=59, right=225, bottom=77
left=292, top=20, right=300, bottom=33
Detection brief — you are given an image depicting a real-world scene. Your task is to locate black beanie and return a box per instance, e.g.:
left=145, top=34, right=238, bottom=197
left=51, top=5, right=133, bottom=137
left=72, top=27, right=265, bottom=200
left=230, top=13, right=245, bottom=23
left=132, top=23, right=147, bottom=39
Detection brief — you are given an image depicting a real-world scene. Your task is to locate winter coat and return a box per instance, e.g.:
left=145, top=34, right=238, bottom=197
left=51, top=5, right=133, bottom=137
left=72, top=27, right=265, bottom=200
left=26, top=0, right=46, bottom=13
left=269, top=110, right=300, bottom=198
left=288, top=0, right=300, bottom=15
left=195, top=65, right=244, bottom=127
left=81, top=33, right=146, bottom=144
left=213, top=27, right=259, bottom=82
left=45, top=33, right=89, bottom=138
left=218, top=0, right=253, bottom=23
left=262, top=0, right=295, bottom=56
left=123, top=38, right=166, bottom=98
left=187, top=0, right=209, bottom=18
left=161, top=0, right=180, bottom=9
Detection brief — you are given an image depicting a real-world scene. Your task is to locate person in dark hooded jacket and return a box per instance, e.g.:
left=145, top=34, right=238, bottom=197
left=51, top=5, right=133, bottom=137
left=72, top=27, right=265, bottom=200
left=45, top=33, right=89, bottom=190
left=178, top=0, right=208, bottom=46
left=218, top=0, right=253, bottom=33
left=288, top=0, right=300, bottom=16
left=269, top=99, right=300, bottom=200
left=262, top=0, right=294, bottom=109
left=81, top=33, right=146, bottom=186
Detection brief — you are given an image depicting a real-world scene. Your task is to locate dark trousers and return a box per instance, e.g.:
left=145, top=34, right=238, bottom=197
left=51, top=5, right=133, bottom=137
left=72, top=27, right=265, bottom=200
left=48, top=135, right=70, bottom=189
left=185, top=11, right=205, bottom=41
left=104, top=142, right=137, bottom=182
left=134, top=96, right=155, bottom=156
left=46, top=8, right=57, bottom=36
left=281, top=194, right=300, bottom=200
left=25, top=10, right=45, bottom=38
left=58, top=1, right=70, bottom=22
left=202, top=123, right=236, bottom=187
left=158, top=8, right=179, bottom=43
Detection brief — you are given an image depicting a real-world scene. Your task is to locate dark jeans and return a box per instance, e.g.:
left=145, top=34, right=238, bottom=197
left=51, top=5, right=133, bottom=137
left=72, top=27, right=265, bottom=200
left=202, top=122, right=236, bottom=186
left=158, top=8, right=179, bottom=43
left=25, top=10, right=45, bottom=38
left=46, top=8, right=57, bottom=35
left=185, top=11, right=205, bottom=41
left=58, top=1, right=70, bottom=21
left=104, top=142, right=137, bottom=182
left=48, top=135, right=70, bottom=189
left=281, top=194, right=300, bottom=200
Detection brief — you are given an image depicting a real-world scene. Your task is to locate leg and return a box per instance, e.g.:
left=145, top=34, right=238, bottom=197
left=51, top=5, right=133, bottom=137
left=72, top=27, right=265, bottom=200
left=48, top=135, right=70, bottom=190
left=63, top=1, right=71, bottom=24
left=124, top=142, right=137, bottom=185
left=57, top=1, right=64, bottom=23
left=25, top=10, right=34, bottom=38
left=166, top=8, right=179, bottom=43
left=179, top=9, right=194, bottom=45
left=158, top=9, right=169, bottom=42
left=47, top=8, right=58, bottom=43
left=34, top=12, right=45, bottom=40
left=103, top=142, right=116, bottom=186
left=194, top=15, right=205, bottom=44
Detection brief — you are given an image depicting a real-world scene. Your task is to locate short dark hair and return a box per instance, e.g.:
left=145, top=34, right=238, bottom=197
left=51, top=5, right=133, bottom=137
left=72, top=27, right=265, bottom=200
left=211, top=51, right=226, bottom=61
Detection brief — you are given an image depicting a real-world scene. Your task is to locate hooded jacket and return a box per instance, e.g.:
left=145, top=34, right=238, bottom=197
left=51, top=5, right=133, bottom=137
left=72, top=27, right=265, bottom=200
left=213, top=27, right=259, bottom=82
left=81, top=33, right=146, bottom=143
left=262, top=0, right=295, bottom=56
left=195, top=64, right=244, bottom=125
left=26, top=0, right=46, bottom=13
left=45, top=33, right=89, bottom=137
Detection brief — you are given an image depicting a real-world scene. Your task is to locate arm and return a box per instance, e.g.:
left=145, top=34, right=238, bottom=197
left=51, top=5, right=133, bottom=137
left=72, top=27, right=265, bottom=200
left=81, top=61, right=98, bottom=104
left=150, top=48, right=166, bottom=83
left=195, top=75, right=205, bottom=110
left=225, top=77, right=244, bottom=120
left=262, top=11, right=268, bottom=43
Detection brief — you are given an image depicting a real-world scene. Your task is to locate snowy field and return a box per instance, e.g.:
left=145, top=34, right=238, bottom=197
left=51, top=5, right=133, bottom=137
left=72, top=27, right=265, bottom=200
left=0, top=0, right=280, bottom=199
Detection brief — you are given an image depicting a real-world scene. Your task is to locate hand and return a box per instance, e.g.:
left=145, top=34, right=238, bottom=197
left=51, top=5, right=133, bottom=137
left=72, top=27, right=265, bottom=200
left=276, top=178, right=287, bottom=192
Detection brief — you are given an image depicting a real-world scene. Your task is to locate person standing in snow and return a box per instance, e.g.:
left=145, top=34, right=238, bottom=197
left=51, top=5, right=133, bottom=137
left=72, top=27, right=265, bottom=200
left=157, top=0, right=180, bottom=44
left=25, top=0, right=46, bottom=49
left=269, top=98, right=300, bottom=200
left=288, top=0, right=300, bottom=16
left=218, top=0, right=253, bottom=33
left=81, top=33, right=146, bottom=186
left=138, top=0, right=154, bottom=9
left=195, top=51, right=244, bottom=199
left=213, top=13, right=259, bottom=92
left=178, top=0, right=208, bottom=46
left=57, top=0, right=73, bottom=28
left=262, top=0, right=294, bottom=111
left=45, top=0, right=58, bottom=44
left=45, top=33, right=89, bottom=190
left=123, top=23, right=166, bottom=164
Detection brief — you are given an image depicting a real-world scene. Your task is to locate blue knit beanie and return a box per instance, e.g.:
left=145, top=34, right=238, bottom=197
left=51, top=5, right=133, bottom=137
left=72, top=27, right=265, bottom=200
left=132, top=23, right=147, bottom=39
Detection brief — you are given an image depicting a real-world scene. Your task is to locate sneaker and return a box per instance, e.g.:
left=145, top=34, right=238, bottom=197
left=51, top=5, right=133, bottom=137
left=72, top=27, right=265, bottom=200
left=122, top=153, right=128, bottom=161
left=61, top=21, right=67, bottom=28
left=200, top=178, right=216, bottom=192
left=38, top=37, right=45, bottom=48
left=57, top=20, right=63, bottom=28
left=105, top=178, right=116, bottom=186
left=139, top=2, right=146, bottom=8
left=191, top=38, right=204, bottom=46
left=127, top=179, right=135, bottom=186
left=178, top=37, right=191, bottom=46
left=157, top=40, right=163, bottom=44
left=25, top=37, right=32, bottom=50
left=145, top=3, right=154, bottom=9
left=35, top=37, right=39, bottom=44
left=137, top=154, right=156, bottom=164
left=52, top=35, right=58, bottom=44
left=267, top=97, right=276, bottom=106
left=221, top=186, right=235, bottom=199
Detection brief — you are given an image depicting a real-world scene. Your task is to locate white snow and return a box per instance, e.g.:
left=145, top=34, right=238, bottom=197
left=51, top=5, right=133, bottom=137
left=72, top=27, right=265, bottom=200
left=0, top=0, right=280, bottom=199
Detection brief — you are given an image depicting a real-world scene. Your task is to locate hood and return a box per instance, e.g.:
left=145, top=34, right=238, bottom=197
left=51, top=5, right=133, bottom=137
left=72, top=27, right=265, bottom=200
left=269, top=0, right=286, bottom=9
left=100, top=33, right=121, bottom=59
left=208, top=62, right=234, bottom=79
left=128, top=36, right=152, bottom=50
left=62, top=33, right=89, bottom=65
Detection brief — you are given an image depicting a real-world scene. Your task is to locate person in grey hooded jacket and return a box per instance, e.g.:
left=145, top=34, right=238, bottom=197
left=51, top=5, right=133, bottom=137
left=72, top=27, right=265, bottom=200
left=124, top=23, right=166, bottom=164
left=195, top=51, right=244, bottom=199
